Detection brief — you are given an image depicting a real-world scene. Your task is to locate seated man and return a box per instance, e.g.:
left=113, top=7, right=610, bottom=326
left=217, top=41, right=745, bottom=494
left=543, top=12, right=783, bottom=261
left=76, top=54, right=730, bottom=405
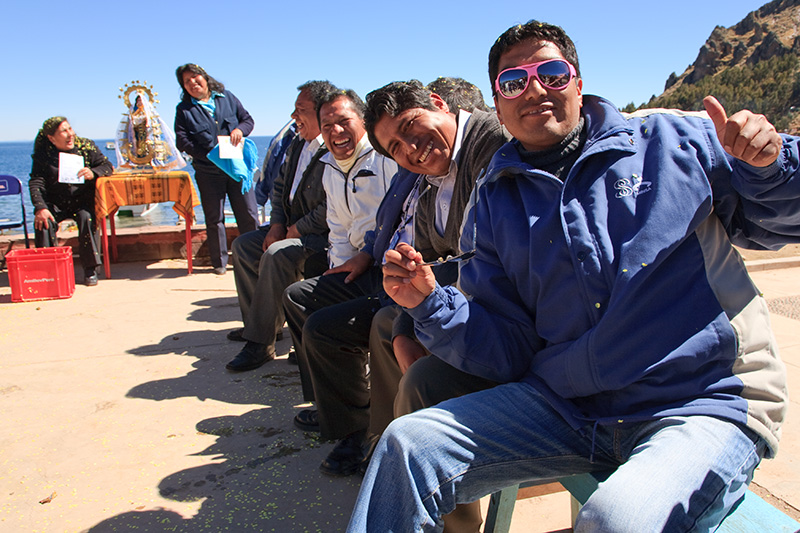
left=282, top=86, right=399, bottom=375
left=226, top=80, right=334, bottom=371
left=350, top=20, right=795, bottom=532
left=282, top=79, right=508, bottom=483
left=367, top=76, right=497, bottom=436
left=317, top=88, right=397, bottom=270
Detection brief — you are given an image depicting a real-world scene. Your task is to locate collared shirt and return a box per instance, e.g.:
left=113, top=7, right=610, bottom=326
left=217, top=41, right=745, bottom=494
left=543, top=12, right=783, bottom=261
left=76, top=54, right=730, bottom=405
left=426, top=109, right=471, bottom=235
left=192, top=91, right=224, bottom=117
left=290, top=134, right=323, bottom=202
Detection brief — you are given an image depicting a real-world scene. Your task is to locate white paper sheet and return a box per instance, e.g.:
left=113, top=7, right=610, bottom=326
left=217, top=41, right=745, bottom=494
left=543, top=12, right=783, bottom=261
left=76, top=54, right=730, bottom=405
left=58, top=152, right=85, bottom=183
left=217, top=136, right=244, bottom=159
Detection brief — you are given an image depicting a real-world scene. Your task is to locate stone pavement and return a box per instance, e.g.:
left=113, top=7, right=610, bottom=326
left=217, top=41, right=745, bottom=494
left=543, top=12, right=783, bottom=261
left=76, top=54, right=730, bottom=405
left=0, top=257, right=798, bottom=532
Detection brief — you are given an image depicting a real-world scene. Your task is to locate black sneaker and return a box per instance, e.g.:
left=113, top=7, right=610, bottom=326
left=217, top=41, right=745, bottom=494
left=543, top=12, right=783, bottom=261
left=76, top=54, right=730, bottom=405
left=225, top=341, right=274, bottom=372
left=358, top=434, right=380, bottom=476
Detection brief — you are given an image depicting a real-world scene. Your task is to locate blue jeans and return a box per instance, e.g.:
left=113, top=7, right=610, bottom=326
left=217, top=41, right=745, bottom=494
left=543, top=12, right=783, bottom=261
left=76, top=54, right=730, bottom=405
left=347, top=381, right=766, bottom=532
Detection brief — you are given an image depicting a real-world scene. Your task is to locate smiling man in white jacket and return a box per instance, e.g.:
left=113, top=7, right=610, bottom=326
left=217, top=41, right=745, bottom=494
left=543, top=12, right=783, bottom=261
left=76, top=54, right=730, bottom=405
left=317, top=89, right=397, bottom=268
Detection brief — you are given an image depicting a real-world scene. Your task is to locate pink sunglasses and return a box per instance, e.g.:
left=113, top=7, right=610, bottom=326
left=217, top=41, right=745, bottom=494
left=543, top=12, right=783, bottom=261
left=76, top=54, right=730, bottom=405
left=495, top=59, right=577, bottom=99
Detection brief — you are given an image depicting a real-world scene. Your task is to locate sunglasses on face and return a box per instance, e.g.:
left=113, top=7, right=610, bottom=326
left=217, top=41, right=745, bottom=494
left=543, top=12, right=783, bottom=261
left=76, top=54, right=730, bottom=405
left=494, top=59, right=577, bottom=99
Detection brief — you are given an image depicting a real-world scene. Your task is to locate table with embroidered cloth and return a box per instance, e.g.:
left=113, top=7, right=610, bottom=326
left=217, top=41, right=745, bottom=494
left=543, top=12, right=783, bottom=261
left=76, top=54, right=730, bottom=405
left=94, top=171, right=200, bottom=277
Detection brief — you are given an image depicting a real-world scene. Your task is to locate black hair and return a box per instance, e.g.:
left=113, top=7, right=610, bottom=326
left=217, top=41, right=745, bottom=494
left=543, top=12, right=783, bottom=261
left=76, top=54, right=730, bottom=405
left=32, top=116, right=68, bottom=161
left=40, top=116, right=67, bottom=137
left=488, top=20, right=581, bottom=96
left=297, top=80, right=338, bottom=109
left=426, top=77, right=490, bottom=113
left=175, top=63, right=225, bottom=102
left=31, top=116, right=96, bottom=172
left=315, top=88, right=366, bottom=125
left=364, top=80, right=439, bottom=157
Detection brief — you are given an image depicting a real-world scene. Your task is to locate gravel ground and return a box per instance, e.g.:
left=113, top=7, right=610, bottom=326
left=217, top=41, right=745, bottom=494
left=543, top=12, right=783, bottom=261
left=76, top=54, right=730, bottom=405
left=767, top=295, right=800, bottom=321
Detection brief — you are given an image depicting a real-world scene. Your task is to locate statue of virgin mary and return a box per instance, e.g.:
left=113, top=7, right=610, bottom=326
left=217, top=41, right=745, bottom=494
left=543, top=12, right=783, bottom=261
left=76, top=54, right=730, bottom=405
left=115, top=84, right=186, bottom=171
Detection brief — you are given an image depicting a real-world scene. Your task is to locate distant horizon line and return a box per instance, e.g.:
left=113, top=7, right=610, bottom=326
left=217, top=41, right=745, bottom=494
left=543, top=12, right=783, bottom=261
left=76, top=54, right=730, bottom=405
left=0, top=134, right=277, bottom=145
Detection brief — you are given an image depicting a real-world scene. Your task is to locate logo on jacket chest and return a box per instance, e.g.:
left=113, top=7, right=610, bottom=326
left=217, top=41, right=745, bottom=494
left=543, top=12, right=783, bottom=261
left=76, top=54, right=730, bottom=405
left=614, top=174, right=652, bottom=199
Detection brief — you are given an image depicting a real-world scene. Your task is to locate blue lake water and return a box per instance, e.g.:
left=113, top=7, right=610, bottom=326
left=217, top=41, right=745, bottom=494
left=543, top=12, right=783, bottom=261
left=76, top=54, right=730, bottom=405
left=0, top=136, right=273, bottom=236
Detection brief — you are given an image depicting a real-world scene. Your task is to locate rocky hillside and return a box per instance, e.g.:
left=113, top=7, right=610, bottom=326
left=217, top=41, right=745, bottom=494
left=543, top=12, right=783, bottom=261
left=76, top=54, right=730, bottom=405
left=631, top=0, right=800, bottom=132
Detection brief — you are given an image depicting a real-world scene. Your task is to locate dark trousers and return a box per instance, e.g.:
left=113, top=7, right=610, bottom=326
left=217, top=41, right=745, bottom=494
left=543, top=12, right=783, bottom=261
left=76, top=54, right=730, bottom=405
left=35, top=204, right=100, bottom=272
left=282, top=268, right=383, bottom=439
left=368, top=305, right=500, bottom=435
left=232, top=226, right=317, bottom=346
left=194, top=166, right=258, bottom=269
left=366, top=304, right=405, bottom=435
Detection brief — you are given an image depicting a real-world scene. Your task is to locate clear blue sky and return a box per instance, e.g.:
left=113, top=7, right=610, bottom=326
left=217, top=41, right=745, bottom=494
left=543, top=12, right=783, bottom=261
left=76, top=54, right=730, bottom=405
left=1, top=0, right=768, bottom=142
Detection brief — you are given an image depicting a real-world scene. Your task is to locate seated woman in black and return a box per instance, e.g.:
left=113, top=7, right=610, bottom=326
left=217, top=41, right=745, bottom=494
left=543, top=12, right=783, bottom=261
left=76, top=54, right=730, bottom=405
left=29, top=116, right=113, bottom=286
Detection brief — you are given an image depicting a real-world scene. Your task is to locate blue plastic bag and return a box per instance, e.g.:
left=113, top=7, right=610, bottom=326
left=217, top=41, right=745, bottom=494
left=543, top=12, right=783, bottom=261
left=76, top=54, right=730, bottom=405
left=207, top=137, right=258, bottom=193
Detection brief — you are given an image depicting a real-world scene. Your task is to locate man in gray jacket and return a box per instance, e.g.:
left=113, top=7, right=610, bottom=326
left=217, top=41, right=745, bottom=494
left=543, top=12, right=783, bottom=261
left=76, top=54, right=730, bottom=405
left=226, top=80, right=334, bottom=371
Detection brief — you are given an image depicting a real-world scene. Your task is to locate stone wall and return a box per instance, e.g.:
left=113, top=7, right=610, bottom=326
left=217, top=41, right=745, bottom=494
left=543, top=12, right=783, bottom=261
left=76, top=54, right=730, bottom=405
left=0, top=225, right=244, bottom=265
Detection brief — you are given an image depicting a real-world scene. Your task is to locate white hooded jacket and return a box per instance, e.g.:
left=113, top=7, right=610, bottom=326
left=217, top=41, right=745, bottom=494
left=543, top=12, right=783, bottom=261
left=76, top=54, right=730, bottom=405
left=320, top=138, right=397, bottom=267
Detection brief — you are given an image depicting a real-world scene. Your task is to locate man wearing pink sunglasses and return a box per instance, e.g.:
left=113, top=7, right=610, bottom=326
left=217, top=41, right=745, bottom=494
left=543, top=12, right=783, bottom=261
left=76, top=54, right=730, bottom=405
left=351, top=19, right=797, bottom=532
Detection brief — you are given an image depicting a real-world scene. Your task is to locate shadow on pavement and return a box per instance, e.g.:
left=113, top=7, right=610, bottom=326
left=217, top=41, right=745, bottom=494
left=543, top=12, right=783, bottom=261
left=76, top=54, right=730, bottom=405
left=84, top=409, right=360, bottom=533
left=127, top=346, right=300, bottom=406
left=185, top=296, right=240, bottom=323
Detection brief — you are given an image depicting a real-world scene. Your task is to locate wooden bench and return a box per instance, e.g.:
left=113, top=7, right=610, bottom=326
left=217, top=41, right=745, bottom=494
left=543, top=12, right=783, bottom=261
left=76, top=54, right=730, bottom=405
left=484, top=471, right=800, bottom=532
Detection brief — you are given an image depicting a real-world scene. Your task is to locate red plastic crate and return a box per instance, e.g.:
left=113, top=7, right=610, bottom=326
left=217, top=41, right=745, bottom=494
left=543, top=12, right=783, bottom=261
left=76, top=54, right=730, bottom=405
left=6, top=247, right=75, bottom=302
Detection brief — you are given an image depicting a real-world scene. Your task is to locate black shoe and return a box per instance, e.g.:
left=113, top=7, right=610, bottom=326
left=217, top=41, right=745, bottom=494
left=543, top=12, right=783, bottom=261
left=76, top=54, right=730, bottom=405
left=227, top=328, right=282, bottom=342
left=225, top=341, right=274, bottom=372
left=320, top=430, right=371, bottom=477
left=358, top=434, right=380, bottom=476
left=213, top=266, right=227, bottom=275
left=226, top=327, right=246, bottom=342
left=293, top=409, right=320, bottom=432
left=84, top=269, right=98, bottom=287
left=286, top=349, right=298, bottom=365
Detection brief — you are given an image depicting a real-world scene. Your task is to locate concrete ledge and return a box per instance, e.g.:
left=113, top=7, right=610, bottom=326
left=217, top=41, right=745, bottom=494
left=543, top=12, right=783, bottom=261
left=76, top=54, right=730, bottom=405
left=743, top=256, right=800, bottom=272
left=0, top=225, right=244, bottom=264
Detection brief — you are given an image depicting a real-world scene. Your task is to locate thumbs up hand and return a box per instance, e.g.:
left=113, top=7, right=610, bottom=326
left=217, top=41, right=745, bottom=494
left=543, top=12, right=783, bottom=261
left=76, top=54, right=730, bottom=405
left=703, top=95, right=782, bottom=168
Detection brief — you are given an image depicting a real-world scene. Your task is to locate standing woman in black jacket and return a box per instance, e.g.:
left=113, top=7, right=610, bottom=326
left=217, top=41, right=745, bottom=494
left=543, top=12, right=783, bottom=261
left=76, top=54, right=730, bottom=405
left=174, top=64, right=258, bottom=275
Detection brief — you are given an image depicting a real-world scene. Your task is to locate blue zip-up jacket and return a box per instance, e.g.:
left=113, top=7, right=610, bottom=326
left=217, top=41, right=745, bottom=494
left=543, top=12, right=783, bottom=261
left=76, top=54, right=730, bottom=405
left=407, top=96, right=799, bottom=456
left=256, top=120, right=297, bottom=206
left=362, top=168, right=421, bottom=263
left=174, top=90, right=254, bottom=173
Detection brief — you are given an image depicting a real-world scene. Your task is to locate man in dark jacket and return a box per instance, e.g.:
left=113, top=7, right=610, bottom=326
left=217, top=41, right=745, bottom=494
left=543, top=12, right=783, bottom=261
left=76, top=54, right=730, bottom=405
left=225, top=80, right=335, bottom=371
left=351, top=20, right=795, bottom=532
left=282, top=80, right=508, bottom=497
